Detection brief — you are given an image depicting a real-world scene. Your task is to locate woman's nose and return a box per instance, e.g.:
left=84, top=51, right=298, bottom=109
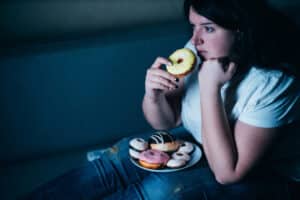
left=191, top=30, right=204, bottom=46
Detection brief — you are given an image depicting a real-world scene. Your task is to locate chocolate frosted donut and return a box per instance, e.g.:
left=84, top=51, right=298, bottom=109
left=148, top=131, right=179, bottom=152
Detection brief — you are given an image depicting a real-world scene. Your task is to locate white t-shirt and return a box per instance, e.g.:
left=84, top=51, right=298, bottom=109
left=181, top=42, right=300, bottom=179
left=182, top=41, right=300, bottom=142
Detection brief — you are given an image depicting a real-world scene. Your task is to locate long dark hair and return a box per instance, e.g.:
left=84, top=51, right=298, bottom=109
left=183, top=0, right=300, bottom=121
left=184, top=0, right=300, bottom=75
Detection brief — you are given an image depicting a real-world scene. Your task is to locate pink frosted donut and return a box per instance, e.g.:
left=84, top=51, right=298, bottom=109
left=178, top=141, right=194, bottom=154
left=138, top=149, right=170, bottom=169
left=129, top=138, right=148, bottom=151
left=172, top=152, right=191, bottom=162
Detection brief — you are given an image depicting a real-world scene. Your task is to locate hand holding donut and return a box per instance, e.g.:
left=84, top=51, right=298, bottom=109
left=145, top=57, right=179, bottom=100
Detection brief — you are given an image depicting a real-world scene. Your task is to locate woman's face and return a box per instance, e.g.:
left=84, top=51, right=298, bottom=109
left=189, top=7, right=235, bottom=60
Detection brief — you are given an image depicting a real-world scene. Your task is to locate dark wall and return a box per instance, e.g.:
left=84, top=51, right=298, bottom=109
left=0, top=0, right=185, bottom=47
left=0, top=22, right=190, bottom=163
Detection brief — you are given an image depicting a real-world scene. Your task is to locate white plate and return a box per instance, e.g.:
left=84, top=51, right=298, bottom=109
left=130, top=143, right=202, bottom=172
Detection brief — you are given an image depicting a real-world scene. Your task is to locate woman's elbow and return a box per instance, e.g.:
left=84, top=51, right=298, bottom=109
left=214, top=171, right=245, bottom=185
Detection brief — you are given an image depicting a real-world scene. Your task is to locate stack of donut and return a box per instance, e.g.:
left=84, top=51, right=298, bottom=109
left=129, top=131, right=195, bottom=169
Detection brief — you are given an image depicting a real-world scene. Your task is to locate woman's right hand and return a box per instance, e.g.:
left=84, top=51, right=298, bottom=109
left=145, top=57, right=179, bottom=100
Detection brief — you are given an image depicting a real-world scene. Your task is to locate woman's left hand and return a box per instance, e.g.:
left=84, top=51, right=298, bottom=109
left=198, top=59, right=237, bottom=89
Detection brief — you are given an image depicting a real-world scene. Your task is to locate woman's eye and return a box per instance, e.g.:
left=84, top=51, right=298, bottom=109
left=204, top=26, right=215, bottom=33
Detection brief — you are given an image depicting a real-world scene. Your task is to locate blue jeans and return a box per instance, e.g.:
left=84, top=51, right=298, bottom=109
left=25, top=127, right=290, bottom=200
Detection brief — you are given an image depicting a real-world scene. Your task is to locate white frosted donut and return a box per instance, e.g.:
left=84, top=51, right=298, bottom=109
left=166, top=158, right=186, bottom=168
left=129, top=148, right=141, bottom=160
left=129, top=138, right=148, bottom=151
left=178, top=141, right=194, bottom=154
left=172, top=152, right=191, bottom=162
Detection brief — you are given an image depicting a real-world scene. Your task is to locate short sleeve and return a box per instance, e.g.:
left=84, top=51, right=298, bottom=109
left=238, top=71, right=300, bottom=128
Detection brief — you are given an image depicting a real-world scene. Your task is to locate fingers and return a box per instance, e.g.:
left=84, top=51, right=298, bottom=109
left=145, top=56, right=180, bottom=98
left=226, top=62, right=237, bottom=76
left=205, top=56, right=229, bottom=64
left=222, top=62, right=237, bottom=81
left=148, top=68, right=177, bottom=82
left=151, top=57, right=172, bottom=69
left=203, top=57, right=236, bottom=73
left=146, top=68, right=178, bottom=90
left=147, top=80, right=177, bottom=91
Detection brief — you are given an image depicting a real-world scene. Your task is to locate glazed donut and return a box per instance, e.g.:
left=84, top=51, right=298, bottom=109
left=138, top=149, right=170, bottom=169
left=166, top=158, right=186, bottom=168
left=166, top=48, right=196, bottom=78
left=178, top=141, right=194, bottom=154
left=129, top=148, right=141, bottom=160
left=172, top=152, right=191, bottom=162
left=129, top=138, right=148, bottom=151
left=148, top=131, right=179, bottom=152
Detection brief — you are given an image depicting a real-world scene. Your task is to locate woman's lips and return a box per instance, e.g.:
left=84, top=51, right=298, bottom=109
left=197, top=50, right=206, bottom=55
left=197, top=50, right=207, bottom=60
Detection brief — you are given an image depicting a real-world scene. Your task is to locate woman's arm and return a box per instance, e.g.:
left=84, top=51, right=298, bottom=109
left=199, top=60, right=278, bottom=184
left=142, top=57, right=184, bottom=130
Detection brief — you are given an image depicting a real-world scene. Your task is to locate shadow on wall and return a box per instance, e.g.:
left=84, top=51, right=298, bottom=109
left=259, top=0, right=300, bottom=75
left=0, top=0, right=185, bottom=47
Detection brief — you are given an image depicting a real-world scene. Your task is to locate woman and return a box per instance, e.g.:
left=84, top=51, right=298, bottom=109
left=144, top=0, right=300, bottom=185
left=26, top=0, right=300, bottom=199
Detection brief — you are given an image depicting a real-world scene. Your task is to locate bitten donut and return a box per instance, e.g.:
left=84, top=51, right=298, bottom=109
left=166, top=158, right=186, bottom=168
left=148, top=131, right=180, bottom=152
left=178, top=141, right=194, bottom=154
left=129, top=148, right=141, bottom=160
left=129, top=138, right=148, bottom=151
left=138, top=149, right=170, bottom=169
left=166, top=48, right=196, bottom=78
left=172, top=152, right=191, bottom=162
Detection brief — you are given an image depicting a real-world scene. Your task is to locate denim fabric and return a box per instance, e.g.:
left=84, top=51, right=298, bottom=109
left=25, top=127, right=290, bottom=200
